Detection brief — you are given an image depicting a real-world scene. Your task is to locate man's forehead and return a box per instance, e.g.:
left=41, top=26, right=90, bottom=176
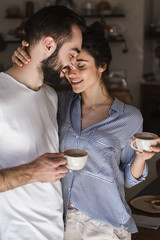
left=70, top=48, right=80, bottom=53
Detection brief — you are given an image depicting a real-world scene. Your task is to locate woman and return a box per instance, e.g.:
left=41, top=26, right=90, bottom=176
left=12, top=23, right=160, bottom=240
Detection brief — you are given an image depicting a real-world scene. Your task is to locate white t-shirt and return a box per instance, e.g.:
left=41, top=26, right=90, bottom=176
left=0, top=72, right=63, bottom=240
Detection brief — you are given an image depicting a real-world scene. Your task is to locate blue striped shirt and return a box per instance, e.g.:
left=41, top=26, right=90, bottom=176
left=58, top=91, right=148, bottom=233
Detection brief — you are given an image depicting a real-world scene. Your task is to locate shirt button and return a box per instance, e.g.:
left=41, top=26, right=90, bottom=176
left=69, top=170, right=72, bottom=173
left=76, top=135, right=79, bottom=139
left=68, top=188, right=70, bottom=191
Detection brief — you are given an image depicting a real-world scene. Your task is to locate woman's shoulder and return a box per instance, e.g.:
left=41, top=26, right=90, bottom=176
left=113, top=98, right=143, bottom=139
left=125, top=103, right=142, bottom=120
left=114, top=98, right=143, bottom=122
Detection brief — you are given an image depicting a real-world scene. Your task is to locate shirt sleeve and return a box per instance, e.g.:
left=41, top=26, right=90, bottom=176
left=121, top=123, right=148, bottom=188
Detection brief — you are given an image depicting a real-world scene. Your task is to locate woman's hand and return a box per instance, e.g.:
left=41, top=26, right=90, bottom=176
left=130, top=137, right=160, bottom=179
left=12, top=40, right=31, bottom=67
left=150, top=138, right=160, bottom=152
left=130, top=137, right=160, bottom=160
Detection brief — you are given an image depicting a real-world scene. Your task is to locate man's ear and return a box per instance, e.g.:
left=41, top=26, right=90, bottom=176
left=99, top=63, right=107, bottom=73
left=42, top=36, right=56, bottom=55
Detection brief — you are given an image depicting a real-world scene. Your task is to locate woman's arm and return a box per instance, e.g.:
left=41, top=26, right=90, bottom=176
left=130, top=138, right=160, bottom=179
left=121, top=127, right=159, bottom=188
left=130, top=151, right=155, bottom=179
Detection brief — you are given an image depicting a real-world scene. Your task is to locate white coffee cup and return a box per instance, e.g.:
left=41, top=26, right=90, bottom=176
left=64, top=149, right=88, bottom=170
left=130, top=132, right=158, bottom=152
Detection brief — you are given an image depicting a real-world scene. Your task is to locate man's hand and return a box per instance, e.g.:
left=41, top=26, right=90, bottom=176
left=0, top=152, right=68, bottom=192
left=12, top=40, right=31, bottom=67
left=30, top=152, right=68, bottom=183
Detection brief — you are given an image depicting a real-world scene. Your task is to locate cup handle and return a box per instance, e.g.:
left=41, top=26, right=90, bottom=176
left=130, top=140, right=138, bottom=151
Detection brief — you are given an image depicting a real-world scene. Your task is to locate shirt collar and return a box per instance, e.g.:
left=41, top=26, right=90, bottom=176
left=110, top=98, right=125, bottom=115
left=72, top=94, right=125, bottom=119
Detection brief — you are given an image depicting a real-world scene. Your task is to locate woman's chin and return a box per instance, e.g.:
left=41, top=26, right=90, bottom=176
left=71, top=86, right=82, bottom=93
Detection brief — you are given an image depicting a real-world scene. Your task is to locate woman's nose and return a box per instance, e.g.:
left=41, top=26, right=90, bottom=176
left=67, top=66, right=78, bottom=77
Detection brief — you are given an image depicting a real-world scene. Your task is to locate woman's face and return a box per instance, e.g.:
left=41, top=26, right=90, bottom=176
left=65, top=49, right=105, bottom=94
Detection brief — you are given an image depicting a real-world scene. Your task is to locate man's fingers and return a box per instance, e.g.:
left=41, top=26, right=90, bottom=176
left=54, top=173, right=67, bottom=182
left=56, top=165, right=68, bottom=173
left=46, top=152, right=64, bottom=158
left=51, top=158, right=67, bottom=168
left=55, top=169, right=68, bottom=181
left=49, top=166, right=68, bottom=182
left=58, top=173, right=68, bottom=179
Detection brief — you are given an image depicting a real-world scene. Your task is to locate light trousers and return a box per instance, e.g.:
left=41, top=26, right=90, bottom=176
left=64, top=209, right=131, bottom=240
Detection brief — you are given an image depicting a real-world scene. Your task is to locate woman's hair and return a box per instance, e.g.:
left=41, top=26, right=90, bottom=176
left=82, top=22, right=112, bottom=83
left=24, top=6, right=86, bottom=47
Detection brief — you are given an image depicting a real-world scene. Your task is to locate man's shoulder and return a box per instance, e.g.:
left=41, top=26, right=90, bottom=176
left=0, top=72, right=9, bottom=83
left=43, top=84, right=57, bottom=97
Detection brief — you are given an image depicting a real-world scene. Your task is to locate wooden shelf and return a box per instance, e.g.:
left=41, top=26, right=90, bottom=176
left=107, top=36, right=125, bottom=42
left=5, top=16, right=23, bottom=19
left=81, top=13, right=125, bottom=18
left=4, top=36, right=22, bottom=43
left=5, top=40, right=21, bottom=43
left=4, top=36, right=125, bottom=44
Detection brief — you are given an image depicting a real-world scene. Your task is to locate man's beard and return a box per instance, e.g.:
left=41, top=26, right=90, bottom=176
left=41, top=47, right=63, bottom=86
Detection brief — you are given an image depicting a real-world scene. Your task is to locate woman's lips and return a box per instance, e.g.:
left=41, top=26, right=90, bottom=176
left=70, top=79, right=83, bottom=85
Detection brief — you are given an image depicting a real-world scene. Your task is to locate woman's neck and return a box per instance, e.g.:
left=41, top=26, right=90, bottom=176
left=81, top=83, right=111, bottom=107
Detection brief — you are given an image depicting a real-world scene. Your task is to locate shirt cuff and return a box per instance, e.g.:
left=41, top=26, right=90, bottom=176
left=125, top=163, right=148, bottom=188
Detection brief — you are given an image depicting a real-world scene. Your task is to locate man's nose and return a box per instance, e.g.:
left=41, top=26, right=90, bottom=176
left=69, top=54, right=77, bottom=69
left=69, top=62, right=76, bottom=70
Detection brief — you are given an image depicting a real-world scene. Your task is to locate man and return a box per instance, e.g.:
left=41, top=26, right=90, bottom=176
left=0, top=6, right=85, bottom=239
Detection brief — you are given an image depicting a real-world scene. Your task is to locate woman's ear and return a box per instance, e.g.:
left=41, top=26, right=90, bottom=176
left=99, top=63, right=107, bottom=73
left=42, top=36, right=56, bottom=55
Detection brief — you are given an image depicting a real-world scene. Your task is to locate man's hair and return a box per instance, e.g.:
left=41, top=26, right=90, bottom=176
left=24, top=6, right=86, bottom=46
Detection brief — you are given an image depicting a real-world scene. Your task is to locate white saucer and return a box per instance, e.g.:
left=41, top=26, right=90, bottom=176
left=130, top=195, right=160, bottom=214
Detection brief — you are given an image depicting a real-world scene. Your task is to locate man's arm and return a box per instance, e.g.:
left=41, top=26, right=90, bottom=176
left=0, top=153, right=67, bottom=192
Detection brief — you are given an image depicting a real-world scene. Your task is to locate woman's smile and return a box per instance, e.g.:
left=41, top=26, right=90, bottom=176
left=70, top=78, right=83, bottom=86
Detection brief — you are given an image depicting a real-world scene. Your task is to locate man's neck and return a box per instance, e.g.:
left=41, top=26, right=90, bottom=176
left=5, top=64, right=43, bottom=91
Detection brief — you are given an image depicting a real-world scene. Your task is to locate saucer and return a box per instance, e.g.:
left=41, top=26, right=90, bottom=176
left=130, top=195, right=160, bottom=213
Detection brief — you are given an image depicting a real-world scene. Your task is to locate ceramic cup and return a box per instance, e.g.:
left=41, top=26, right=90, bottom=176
left=64, top=149, right=88, bottom=170
left=130, top=132, right=158, bottom=152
